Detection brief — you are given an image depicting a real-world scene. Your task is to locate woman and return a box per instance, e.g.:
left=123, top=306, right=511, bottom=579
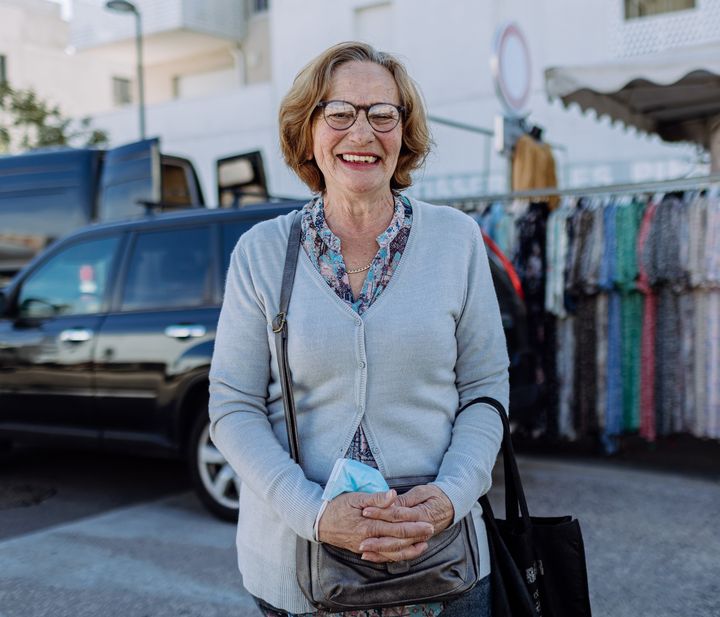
left=209, top=42, right=509, bottom=616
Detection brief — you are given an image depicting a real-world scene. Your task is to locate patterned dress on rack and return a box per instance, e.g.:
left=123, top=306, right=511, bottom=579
left=566, top=202, right=599, bottom=438
left=637, top=200, right=660, bottom=441
left=615, top=199, right=645, bottom=432
left=650, top=196, right=684, bottom=437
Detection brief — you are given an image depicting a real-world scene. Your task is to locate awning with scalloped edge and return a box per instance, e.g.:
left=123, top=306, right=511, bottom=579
left=544, top=44, right=720, bottom=149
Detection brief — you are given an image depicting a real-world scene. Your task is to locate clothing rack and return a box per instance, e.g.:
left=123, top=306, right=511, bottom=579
left=470, top=181, right=720, bottom=445
left=444, top=173, right=720, bottom=210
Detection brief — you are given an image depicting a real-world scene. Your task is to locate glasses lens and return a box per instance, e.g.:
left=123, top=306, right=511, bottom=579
left=323, top=101, right=356, bottom=129
left=368, top=104, right=400, bottom=132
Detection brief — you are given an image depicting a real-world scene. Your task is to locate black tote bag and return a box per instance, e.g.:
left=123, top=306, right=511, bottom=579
left=473, top=398, right=592, bottom=617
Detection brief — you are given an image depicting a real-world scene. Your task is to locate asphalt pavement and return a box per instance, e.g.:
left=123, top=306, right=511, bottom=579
left=0, top=454, right=718, bottom=617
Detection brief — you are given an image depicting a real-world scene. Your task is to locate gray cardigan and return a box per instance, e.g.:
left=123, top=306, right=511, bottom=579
left=208, top=198, right=509, bottom=613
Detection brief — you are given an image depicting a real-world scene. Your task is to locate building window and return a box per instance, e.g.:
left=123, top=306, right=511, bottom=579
left=624, top=0, right=695, bottom=19
left=112, top=76, right=132, bottom=106
left=0, top=55, right=7, bottom=85
left=251, top=0, right=269, bottom=14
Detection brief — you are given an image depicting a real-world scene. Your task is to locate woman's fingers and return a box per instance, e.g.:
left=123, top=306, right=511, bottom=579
left=358, top=535, right=424, bottom=553
left=361, top=542, right=429, bottom=563
left=364, top=518, right=434, bottom=541
left=349, top=489, right=397, bottom=510
left=372, top=485, right=455, bottom=533
left=318, top=492, right=433, bottom=552
left=361, top=504, right=421, bottom=522
left=394, top=485, right=435, bottom=508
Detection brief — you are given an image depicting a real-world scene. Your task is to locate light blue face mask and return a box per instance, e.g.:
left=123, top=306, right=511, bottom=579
left=322, top=457, right=390, bottom=502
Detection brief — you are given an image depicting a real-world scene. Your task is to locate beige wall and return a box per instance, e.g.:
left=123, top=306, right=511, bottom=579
left=0, top=0, right=134, bottom=123
left=130, top=14, right=271, bottom=103
left=144, top=47, right=239, bottom=103
left=0, top=0, right=271, bottom=131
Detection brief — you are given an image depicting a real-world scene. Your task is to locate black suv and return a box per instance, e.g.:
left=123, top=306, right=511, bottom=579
left=0, top=203, right=533, bottom=521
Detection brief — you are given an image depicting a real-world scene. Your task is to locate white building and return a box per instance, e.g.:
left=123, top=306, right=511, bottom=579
left=0, top=0, right=135, bottom=146
left=14, top=0, right=720, bottom=203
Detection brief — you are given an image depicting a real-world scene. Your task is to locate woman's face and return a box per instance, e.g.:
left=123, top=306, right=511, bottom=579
left=311, top=61, right=402, bottom=203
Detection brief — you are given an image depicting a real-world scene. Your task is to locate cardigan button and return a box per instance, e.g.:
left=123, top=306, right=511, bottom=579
left=359, top=361, right=366, bottom=369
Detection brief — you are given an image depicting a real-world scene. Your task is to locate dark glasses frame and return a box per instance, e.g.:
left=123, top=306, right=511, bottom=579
left=316, top=100, right=405, bottom=133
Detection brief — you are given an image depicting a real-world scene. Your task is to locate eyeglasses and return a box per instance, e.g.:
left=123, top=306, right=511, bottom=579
left=316, top=100, right=405, bottom=133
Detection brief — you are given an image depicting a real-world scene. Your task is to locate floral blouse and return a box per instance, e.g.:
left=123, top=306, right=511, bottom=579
left=257, top=195, right=444, bottom=617
left=300, top=194, right=412, bottom=316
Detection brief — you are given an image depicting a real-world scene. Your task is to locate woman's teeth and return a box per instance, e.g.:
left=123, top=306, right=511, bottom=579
left=341, top=154, right=378, bottom=163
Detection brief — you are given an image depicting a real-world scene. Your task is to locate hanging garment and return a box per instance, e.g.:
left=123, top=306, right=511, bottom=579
left=692, top=290, right=708, bottom=437
left=512, top=134, right=559, bottom=210
left=686, top=195, right=710, bottom=437
left=601, top=202, right=622, bottom=446
left=545, top=202, right=573, bottom=318
left=707, top=290, right=720, bottom=439
left=620, top=293, right=643, bottom=431
left=574, top=295, right=598, bottom=438
left=650, top=196, right=684, bottom=437
left=616, top=199, right=645, bottom=431
left=581, top=203, right=606, bottom=295
left=595, top=293, right=608, bottom=432
left=479, top=202, right=506, bottom=242
left=637, top=200, right=660, bottom=441
left=514, top=201, right=554, bottom=432
left=556, top=315, right=576, bottom=439
left=678, top=292, right=696, bottom=433
left=704, top=193, right=720, bottom=439
left=565, top=201, right=601, bottom=438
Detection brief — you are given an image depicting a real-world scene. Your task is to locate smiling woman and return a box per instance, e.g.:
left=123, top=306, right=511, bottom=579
left=209, top=41, right=509, bottom=617
left=279, top=43, right=430, bottom=195
left=310, top=61, right=402, bottom=223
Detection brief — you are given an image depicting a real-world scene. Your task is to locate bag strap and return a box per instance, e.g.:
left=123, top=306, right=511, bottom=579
left=272, top=212, right=303, bottom=466
left=459, top=397, right=531, bottom=527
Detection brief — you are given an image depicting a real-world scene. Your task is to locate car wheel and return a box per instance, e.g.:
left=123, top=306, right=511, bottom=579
left=188, top=411, right=240, bottom=522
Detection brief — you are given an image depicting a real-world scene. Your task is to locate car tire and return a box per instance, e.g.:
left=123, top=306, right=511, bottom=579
left=187, top=410, right=240, bottom=522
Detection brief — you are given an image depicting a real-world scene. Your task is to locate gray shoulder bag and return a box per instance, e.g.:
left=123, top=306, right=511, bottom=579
left=271, top=212, right=481, bottom=611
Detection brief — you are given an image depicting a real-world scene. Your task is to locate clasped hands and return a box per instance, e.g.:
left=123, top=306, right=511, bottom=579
left=317, top=484, right=455, bottom=563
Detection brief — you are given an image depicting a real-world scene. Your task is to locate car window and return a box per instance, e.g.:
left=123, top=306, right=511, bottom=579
left=17, top=236, right=120, bottom=319
left=221, top=221, right=254, bottom=273
left=121, top=226, right=212, bottom=311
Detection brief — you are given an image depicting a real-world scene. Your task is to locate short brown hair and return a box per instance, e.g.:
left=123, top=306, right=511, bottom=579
left=278, top=41, right=431, bottom=193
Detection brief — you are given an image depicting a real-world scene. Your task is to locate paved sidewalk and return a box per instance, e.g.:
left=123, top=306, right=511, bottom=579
left=514, top=457, right=720, bottom=617
left=0, top=456, right=718, bottom=617
left=0, top=493, right=253, bottom=617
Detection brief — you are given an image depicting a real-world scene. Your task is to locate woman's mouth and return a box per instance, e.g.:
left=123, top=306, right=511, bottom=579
left=338, top=154, right=379, bottom=164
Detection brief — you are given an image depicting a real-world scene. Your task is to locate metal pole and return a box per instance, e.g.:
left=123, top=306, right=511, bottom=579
left=427, top=115, right=494, bottom=136
left=443, top=172, right=720, bottom=207
left=135, top=10, right=146, bottom=139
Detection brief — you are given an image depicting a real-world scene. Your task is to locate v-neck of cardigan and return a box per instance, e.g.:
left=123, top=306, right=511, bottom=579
left=297, top=198, right=420, bottom=322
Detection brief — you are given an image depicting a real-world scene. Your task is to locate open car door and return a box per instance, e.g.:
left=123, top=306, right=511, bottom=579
left=97, top=138, right=161, bottom=222
left=216, top=150, right=269, bottom=208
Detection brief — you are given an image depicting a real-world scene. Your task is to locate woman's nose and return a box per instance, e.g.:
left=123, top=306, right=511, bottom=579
left=348, top=110, right=375, bottom=140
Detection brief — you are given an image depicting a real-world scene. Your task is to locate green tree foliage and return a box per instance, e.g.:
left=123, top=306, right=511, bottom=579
left=0, top=82, right=108, bottom=153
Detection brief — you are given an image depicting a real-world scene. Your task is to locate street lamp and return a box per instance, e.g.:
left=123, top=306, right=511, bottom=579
left=105, top=0, right=146, bottom=139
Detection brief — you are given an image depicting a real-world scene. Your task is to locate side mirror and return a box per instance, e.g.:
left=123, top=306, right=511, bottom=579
left=217, top=150, right=269, bottom=208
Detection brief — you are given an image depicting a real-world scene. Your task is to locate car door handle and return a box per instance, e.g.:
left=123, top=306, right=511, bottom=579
left=59, top=328, right=94, bottom=343
left=164, top=324, right=206, bottom=339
